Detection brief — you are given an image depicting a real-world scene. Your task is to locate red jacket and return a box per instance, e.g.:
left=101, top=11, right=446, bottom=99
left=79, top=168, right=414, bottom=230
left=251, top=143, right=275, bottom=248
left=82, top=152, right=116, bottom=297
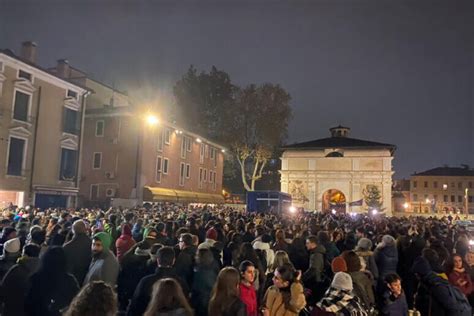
left=240, top=282, right=257, bottom=316
left=448, top=270, right=473, bottom=296
left=116, top=225, right=135, bottom=262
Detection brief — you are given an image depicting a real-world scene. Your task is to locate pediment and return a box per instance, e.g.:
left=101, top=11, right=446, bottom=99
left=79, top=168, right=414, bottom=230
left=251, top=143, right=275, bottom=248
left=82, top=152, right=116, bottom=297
left=60, top=138, right=78, bottom=149
left=14, top=79, right=36, bottom=93
left=9, top=126, right=32, bottom=137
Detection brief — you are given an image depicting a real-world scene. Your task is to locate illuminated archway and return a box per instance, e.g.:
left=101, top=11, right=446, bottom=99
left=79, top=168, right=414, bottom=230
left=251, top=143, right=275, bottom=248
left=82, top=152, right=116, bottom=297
left=322, top=189, right=346, bottom=214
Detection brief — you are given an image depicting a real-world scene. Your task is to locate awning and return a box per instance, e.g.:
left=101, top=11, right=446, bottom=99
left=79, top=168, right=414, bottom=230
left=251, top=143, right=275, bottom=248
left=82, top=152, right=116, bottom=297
left=143, top=187, right=224, bottom=204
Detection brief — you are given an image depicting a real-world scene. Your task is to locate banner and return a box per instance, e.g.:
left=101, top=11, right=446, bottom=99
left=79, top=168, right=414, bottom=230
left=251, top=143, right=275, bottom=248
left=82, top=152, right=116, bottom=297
left=349, top=199, right=363, bottom=206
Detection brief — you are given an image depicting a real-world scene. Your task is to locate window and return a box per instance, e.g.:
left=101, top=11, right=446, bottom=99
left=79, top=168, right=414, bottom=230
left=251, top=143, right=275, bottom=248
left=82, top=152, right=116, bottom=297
left=156, top=156, right=162, bottom=183
left=179, top=162, right=185, bottom=186
left=18, top=70, right=32, bottom=81
left=204, top=169, right=207, bottom=182
left=164, top=129, right=171, bottom=145
left=200, top=144, right=205, bottom=163
left=458, top=196, right=463, bottom=203
left=186, top=137, right=191, bottom=152
left=325, top=152, right=343, bottom=157
left=424, top=181, right=428, bottom=188
left=413, top=194, right=418, bottom=202
left=212, top=172, right=217, bottom=191
left=59, top=148, right=77, bottom=181
left=163, top=158, right=169, bottom=174
left=469, top=196, right=473, bottom=203
left=93, top=152, right=102, bottom=169
left=185, top=164, right=190, bottom=178
left=90, top=184, right=99, bottom=200
left=13, top=90, right=30, bottom=122
left=67, top=90, right=78, bottom=99
left=458, top=182, right=463, bottom=189
left=210, top=147, right=216, bottom=160
left=451, top=183, right=455, bottom=188
left=451, top=195, right=455, bottom=202
left=7, top=137, right=26, bottom=176
left=413, top=181, right=417, bottom=188
left=205, top=145, right=209, bottom=158
left=157, top=129, right=163, bottom=152
left=63, top=108, right=79, bottom=135
left=444, top=195, right=448, bottom=202
left=95, top=120, right=104, bottom=137
left=434, top=181, right=438, bottom=188
left=181, top=137, right=186, bottom=159
left=199, top=168, right=203, bottom=189
left=469, top=182, right=473, bottom=189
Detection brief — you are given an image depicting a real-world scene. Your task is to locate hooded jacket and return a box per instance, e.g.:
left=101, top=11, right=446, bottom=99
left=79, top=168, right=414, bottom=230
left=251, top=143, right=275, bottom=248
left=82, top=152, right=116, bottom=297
left=63, top=232, right=92, bottom=285
left=83, top=234, right=119, bottom=287
left=116, top=224, right=136, bottom=262
left=303, top=244, right=326, bottom=283
left=374, top=243, right=398, bottom=279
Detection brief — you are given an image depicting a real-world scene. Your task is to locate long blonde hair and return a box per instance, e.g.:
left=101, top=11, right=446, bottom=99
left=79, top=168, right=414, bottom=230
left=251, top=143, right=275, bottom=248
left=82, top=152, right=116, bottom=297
left=208, top=267, right=241, bottom=316
left=144, top=278, right=193, bottom=316
left=270, top=250, right=291, bottom=272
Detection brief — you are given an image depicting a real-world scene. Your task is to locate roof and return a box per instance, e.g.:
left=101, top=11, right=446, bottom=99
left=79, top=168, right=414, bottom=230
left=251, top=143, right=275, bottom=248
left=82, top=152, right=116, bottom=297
left=282, top=136, right=396, bottom=152
left=412, top=167, right=474, bottom=177
left=0, top=49, right=92, bottom=92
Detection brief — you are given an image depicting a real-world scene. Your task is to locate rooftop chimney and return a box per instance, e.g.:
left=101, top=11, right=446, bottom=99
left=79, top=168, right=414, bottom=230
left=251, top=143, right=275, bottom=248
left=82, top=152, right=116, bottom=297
left=56, top=59, right=70, bottom=78
left=20, top=41, right=37, bottom=64
left=330, top=125, right=350, bottom=138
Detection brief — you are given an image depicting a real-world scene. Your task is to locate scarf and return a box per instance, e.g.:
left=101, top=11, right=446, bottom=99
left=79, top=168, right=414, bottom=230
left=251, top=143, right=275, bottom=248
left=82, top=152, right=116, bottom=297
left=317, top=287, right=368, bottom=316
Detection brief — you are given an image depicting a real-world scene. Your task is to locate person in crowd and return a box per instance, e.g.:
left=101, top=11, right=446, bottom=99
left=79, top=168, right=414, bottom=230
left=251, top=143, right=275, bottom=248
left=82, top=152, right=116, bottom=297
left=411, top=256, right=472, bottom=316
left=380, top=273, right=408, bottom=316
left=264, top=250, right=293, bottom=291
left=83, top=232, right=119, bottom=286
left=262, top=263, right=306, bottom=316
left=374, top=235, right=398, bottom=291
left=64, top=281, right=118, bottom=316
left=208, top=267, right=246, bottom=316
left=253, top=234, right=275, bottom=272
left=242, top=222, right=256, bottom=243
left=313, top=272, right=368, bottom=316
left=303, top=235, right=326, bottom=303
left=155, top=222, right=171, bottom=246
left=0, top=237, right=21, bottom=279
left=273, top=229, right=289, bottom=253
left=63, top=219, right=92, bottom=285
left=446, top=254, right=473, bottom=297
left=239, top=260, right=258, bottom=316
left=192, top=248, right=219, bottom=316
left=317, top=231, right=340, bottom=264
left=341, top=250, right=375, bottom=310
left=238, top=242, right=265, bottom=292
left=355, top=237, right=378, bottom=282
left=175, top=233, right=197, bottom=289
left=0, top=227, right=17, bottom=254
left=144, top=278, right=193, bottom=316
left=25, top=246, right=79, bottom=316
left=128, top=246, right=188, bottom=316
left=198, top=227, right=218, bottom=250
left=288, top=235, right=309, bottom=272
left=330, top=256, right=347, bottom=273
left=0, top=244, right=41, bottom=316
left=116, top=224, right=136, bottom=262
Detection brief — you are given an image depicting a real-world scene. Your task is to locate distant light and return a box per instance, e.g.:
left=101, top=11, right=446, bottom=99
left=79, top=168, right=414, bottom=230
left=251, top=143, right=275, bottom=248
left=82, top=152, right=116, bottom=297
left=350, top=212, right=356, bottom=217
left=403, top=202, right=409, bottom=209
left=470, top=240, right=474, bottom=246
left=221, top=149, right=226, bottom=153
left=289, top=206, right=296, bottom=213
left=331, top=209, right=336, bottom=215
left=372, top=209, right=378, bottom=215
left=146, top=115, right=159, bottom=125
left=425, top=198, right=430, bottom=204
left=196, top=138, right=202, bottom=143
left=443, top=184, right=448, bottom=190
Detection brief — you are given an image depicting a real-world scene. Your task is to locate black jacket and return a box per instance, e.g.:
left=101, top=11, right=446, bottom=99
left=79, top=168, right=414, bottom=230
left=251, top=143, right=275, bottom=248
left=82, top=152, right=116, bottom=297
left=127, top=266, right=189, bottom=316
left=0, top=257, right=40, bottom=316
left=63, top=233, right=92, bottom=285
left=118, top=251, right=152, bottom=310
left=191, top=265, right=219, bottom=316
left=174, top=246, right=196, bottom=288
left=374, top=245, right=398, bottom=279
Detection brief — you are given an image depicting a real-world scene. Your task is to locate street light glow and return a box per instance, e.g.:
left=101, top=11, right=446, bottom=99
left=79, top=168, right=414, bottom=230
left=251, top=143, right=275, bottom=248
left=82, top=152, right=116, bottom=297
left=221, top=149, right=226, bottom=153
left=403, top=202, right=409, bottom=209
left=146, top=115, right=159, bottom=125
left=425, top=198, right=431, bottom=204
left=196, top=138, right=202, bottom=143
left=289, top=206, right=296, bottom=213
left=331, top=209, right=336, bottom=215
left=372, top=209, right=378, bottom=215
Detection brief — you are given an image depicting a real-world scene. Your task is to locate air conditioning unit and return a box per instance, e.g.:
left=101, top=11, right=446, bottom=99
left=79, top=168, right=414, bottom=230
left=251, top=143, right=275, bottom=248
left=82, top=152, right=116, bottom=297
left=105, top=188, right=116, bottom=197
left=105, top=171, right=115, bottom=179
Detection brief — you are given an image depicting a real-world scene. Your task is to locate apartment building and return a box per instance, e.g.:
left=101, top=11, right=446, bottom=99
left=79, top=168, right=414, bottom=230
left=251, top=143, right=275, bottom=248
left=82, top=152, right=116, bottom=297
left=0, top=42, right=90, bottom=209
left=410, top=166, right=473, bottom=214
left=48, top=62, right=225, bottom=206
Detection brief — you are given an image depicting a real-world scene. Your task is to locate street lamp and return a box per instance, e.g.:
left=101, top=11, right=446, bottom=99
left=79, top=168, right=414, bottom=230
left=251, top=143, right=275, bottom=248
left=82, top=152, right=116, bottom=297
left=403, top=202, right=409, bottom=211
left=146, top=115, right=159, bottom=126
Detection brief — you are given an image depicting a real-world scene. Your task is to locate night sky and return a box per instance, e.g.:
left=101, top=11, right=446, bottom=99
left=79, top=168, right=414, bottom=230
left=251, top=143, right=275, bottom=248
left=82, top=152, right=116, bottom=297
left=1, top=0, right=472, bottom=178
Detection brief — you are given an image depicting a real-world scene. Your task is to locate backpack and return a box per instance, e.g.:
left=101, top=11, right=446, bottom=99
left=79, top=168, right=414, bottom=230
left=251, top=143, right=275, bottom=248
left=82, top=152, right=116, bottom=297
left=446, top=284, right=472, bottom=316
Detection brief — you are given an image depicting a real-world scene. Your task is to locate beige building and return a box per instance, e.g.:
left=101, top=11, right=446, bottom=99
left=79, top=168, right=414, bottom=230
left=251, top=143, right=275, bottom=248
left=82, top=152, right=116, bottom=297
left=49, top=62, right=225, bottom=207
left=0, top=42, right=90, bottom=209
left=409, top=166, right=473, bottom=214
left=280, top=126, right=395, bottom=214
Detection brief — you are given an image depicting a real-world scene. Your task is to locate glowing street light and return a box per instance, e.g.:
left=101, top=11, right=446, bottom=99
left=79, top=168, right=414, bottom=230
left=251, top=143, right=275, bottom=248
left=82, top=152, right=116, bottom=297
left=289, top=206, right=296, bottom=213
left=331, top=209, right=336, bottom=215
left=146, top=115, right=159, bottom=126
left=403, top=202, right=409, bottom=210
left=372, top=209, right=378, bottom=215
left=221, top=149, right=226, bottom=153
left=196, top=138, right=202, bottom=143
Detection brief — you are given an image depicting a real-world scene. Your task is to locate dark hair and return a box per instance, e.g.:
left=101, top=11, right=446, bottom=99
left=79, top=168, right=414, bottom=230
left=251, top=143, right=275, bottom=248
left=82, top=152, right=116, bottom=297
left=23, top=244, right=41, bottom=257
left=31, top=230, right=46, bottom=245
left=180, top=233, right=193, bottom=247
left=157, top=246, right=175, bottom=267
left=384, top=273, right=401, bottom=284
left=144, top=278, right=192, bottom=316
left=306, top=235, right=318, bottom=245
left=261, top=234, right=272, bottom=243
left=150, top=243, right=163, bottom=255
left=209, top=267, right=241, bottom=316
left=446, top=254, right=467, bottom=273
left=276, top=263, right=298, bottom=284
left=317, top=231, right=330, bottom=244
left=341, top=251, right=362, bottom=272
left=64, top=281, right=117, bottom=316
left=196, top=248, right=215, bottom=267
left=239, top=260, right=255, bottom=274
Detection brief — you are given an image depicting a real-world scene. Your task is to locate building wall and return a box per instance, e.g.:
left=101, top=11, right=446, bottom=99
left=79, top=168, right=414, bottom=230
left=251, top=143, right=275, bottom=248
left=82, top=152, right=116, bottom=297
left=410, top=175, right=473, bottom=213
left=0, top=54, right=86, bottom=207
left=280, top=148, right=394, bottom=214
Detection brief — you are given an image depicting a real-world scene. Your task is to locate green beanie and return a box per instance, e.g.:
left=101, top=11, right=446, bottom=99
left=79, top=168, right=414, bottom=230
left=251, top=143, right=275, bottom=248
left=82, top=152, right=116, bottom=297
left=93, top=232, right=112, bottom=250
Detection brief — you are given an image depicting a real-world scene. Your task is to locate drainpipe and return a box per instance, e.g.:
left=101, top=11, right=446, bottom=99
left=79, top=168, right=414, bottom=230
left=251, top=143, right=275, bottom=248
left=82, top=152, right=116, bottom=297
left=29, top=86, right=42, bottom=206
left=75, top=90, right=91, bottom=207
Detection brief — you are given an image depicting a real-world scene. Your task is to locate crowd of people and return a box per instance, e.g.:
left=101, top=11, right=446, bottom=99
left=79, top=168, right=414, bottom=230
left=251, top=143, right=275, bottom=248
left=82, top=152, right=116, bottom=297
left=0, top=203, right=473, bottom=316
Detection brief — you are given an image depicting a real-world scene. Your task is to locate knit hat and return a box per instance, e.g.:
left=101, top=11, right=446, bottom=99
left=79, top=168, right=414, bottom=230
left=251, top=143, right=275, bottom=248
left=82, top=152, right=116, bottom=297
left=331, top=257, right=348, bottom=273
left=331, top=272, right=353, bottom=291
left=411, top=256, right=432, bottom=277
left=206, top=228, right=218, bottom=241
left=93, top=232, right=112, bottom=250
left=379, top=235, right=396, bottom=248
left=357, top=238, right=372, bottom=251
left=4, top=238, right=20, bottom=254
left=121, top=224, right=132, bottom=237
